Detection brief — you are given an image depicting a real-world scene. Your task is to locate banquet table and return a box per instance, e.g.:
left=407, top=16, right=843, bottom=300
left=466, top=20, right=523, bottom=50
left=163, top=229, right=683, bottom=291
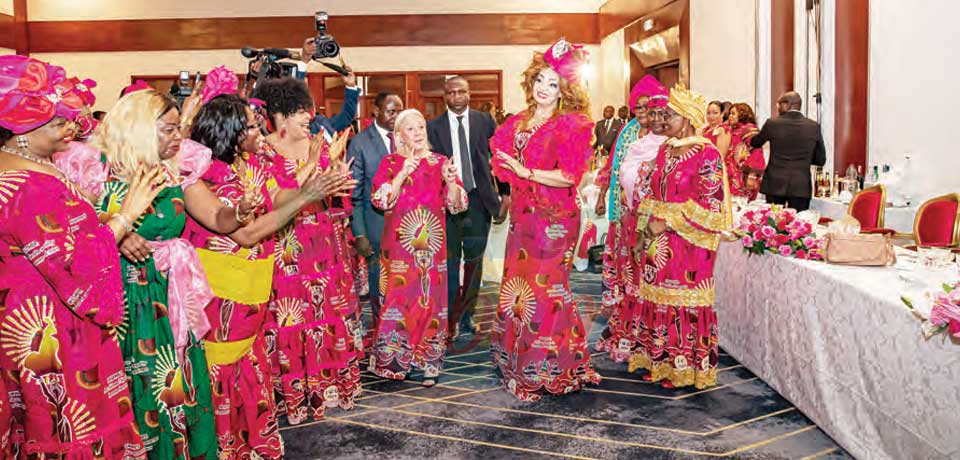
left=810, top=196, right=917, bottom=234
left=715, top=242, right=960, bottom=460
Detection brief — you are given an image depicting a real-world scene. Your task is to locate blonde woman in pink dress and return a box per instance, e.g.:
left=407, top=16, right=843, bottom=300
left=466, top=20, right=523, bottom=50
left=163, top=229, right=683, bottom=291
left=489, top=39, right=601, bottom=401
left=0, top=55, right=163, bottom=459
left=630, top=83, right=732, bottom=389
left=370, top=109, right=467, bottom=387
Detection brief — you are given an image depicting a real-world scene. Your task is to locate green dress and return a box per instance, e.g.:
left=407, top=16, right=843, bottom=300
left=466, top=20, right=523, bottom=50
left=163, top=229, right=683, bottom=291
left=98, top=182, right=217, bottom=460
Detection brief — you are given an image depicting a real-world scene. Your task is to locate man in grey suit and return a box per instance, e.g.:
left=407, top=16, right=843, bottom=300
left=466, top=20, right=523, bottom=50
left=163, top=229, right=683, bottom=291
left=749, top=91, right=826, bottom=211
left=426, top=76, right=508, bottom=341
left=347, top=92, right=403, bottom=323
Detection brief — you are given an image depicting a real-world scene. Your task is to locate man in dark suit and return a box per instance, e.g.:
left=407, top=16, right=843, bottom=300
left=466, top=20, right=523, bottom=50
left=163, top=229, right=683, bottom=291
left=749, top=91, right=826, bottom=211
left=347, top=92, right=404, bottom=322
left=426, top=76, right=508, bottom=341
left=593, top=105, right=622, bottom=156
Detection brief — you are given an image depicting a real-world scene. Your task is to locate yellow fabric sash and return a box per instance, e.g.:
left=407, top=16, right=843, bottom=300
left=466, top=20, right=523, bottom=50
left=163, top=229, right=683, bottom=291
left=205, top=335, right=256, bottom=366
left=196, top=249, right=274, bottom=304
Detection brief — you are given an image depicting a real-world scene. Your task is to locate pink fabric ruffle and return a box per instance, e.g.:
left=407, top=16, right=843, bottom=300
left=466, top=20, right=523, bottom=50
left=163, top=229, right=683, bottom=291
left=200, top=66, right=239, bottom=105
left=150, top=238, right=214, bottom=362
left=53, top=141, right=108, bottom=198
left=176, top=138, right=214, bottom=188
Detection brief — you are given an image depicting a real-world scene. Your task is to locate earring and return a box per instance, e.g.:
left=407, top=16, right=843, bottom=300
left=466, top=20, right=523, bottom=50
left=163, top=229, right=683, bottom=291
left=558, top=99, right=564, bottom=111
left=16, top=136, right=28, bottom=149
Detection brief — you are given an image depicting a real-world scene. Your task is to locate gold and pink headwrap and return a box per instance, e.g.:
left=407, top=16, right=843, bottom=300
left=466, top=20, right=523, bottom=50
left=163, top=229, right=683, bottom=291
left=667, top=82, right=708, bottom=130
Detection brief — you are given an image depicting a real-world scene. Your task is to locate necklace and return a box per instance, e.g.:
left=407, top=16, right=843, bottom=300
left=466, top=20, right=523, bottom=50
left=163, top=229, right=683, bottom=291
left=1, top=145, right=57, bottom=168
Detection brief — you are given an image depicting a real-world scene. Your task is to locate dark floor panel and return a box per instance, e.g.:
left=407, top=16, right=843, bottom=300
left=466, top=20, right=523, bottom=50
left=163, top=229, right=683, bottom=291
left=283, top=273, right=853, bottom=460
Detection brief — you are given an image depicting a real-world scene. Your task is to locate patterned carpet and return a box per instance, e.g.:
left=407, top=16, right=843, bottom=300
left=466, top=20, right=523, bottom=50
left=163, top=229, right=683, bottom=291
left=280, top=272, right=853, bottom=460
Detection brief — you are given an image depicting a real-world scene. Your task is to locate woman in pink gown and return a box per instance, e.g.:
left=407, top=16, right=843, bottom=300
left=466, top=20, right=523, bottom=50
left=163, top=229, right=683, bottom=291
left=250, top=77, right=364, bottom=423
left=630, top=83, right=732, bottom=389
left=0, top=56, right=164, bottom=459
left=184, top=94, right=352, bottom=459
left=594, top=76, right=670, bottom=362
left=490, top=39, right=601, bottom=401
left=370, top=109, right=467, bottom=387
left=726, top=103, right=766, bottom=200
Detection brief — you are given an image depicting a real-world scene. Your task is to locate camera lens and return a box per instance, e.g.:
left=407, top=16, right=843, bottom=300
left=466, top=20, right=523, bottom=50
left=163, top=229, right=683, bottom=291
left=319, top=40, right=340, bottom=58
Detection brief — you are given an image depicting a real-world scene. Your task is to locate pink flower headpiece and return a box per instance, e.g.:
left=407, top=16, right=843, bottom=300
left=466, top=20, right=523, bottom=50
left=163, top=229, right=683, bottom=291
left=542, top=38, right=588, bottom=84
left=0, top=55, right=85, bottom=134
left=629, top=75, right=668, bottom=109
left=200, top=66, right=239, bottom=105
left=64, top=76, right=97, bottom=107
left=122, top=79, right=153, bottom=96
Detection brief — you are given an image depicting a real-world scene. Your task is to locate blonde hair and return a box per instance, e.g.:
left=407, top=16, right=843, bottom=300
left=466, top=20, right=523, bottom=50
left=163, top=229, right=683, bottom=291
left=519, top=51, right=590, bottom=129
left=90, top=89, right=177, bottom=180
left=393, top=109, right=432, bottom=154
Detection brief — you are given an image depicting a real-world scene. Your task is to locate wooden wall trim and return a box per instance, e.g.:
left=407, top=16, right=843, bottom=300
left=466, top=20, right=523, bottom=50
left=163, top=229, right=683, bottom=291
left=599, top=0, right=676, bottom=38
left=13, top=0, right=27, bottom=54
left=834, top=0, right=868, bottom=171
left=26, top=13, right=599, bottom=53
left=0, top=13, right=13, bottom=49
left=770, top=0, right=794, bottom=117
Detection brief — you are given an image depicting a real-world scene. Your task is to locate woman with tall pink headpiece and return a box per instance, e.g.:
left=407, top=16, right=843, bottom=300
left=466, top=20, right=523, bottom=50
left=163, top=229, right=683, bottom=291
left=593, top=75, right=670, bottom=363
left=489, top=38, right=602, bottom=401
left=0, top=54, right=166, bottom=458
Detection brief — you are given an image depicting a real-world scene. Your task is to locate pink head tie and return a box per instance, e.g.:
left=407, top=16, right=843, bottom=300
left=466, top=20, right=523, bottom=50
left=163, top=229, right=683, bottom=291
left=629, top=75, right=668, bottom=110
left=122, top=79, right=153, bottom=96
left=200, top=66, right=239, bottom=105
left=542, top=38, right=588, bottom=84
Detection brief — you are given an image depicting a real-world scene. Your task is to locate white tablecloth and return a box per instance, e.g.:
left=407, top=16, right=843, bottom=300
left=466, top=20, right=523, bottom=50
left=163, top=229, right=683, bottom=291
left=715, top=242, right=960, bottom=460
left=810, top=197, right=917, bottom=234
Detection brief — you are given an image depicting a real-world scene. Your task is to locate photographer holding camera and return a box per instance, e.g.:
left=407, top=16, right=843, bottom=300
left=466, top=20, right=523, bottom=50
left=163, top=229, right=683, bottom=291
left=300, top=37, right=359, bottom=137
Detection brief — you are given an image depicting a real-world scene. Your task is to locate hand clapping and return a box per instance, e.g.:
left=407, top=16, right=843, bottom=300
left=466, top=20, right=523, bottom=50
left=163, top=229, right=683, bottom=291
left=442, top=159, right=458, bottom=184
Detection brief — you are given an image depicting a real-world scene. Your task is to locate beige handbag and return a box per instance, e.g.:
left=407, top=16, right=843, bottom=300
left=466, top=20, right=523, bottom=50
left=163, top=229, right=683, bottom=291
left=823, top=233, right=897, bottom=266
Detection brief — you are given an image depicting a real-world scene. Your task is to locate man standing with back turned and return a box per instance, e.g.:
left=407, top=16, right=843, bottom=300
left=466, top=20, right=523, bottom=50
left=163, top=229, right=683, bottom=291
left=427, top=76, right=508, bottom=342
left=749, top=91, right=826, bottom=211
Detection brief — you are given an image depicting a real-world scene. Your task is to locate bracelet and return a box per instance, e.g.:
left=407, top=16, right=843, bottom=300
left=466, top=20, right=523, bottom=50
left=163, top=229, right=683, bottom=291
left=234, top=206, right=253, bottom=225
left=110, top=213, right=135, bottom=232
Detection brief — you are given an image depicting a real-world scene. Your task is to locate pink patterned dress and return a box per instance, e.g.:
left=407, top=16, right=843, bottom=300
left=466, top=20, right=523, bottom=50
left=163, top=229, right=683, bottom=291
left=369, top=153, right=467, bottom=379
left=0, top=170, right=146, bottom=459
left=630, top=141, right=729, bottom=389
left=260, top=142, right=364, bottom=424
left=728, top=122, right=766, bottom=200
left=489, top=113, right=602, bottom=401
left=182, top=153, right=283, bottom=459
left=595, top=127, right=667, bottom=362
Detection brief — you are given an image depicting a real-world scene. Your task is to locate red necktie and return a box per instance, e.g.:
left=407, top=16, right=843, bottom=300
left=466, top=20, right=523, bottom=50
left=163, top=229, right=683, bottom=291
left=387, top=132, right=396, bottom=153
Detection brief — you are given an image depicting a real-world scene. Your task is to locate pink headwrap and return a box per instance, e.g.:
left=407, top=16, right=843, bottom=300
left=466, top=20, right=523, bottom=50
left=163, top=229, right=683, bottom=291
left=122, top=79, right=153, bottom=96
left=629, top=74, right=668, bottom=110
left=0, top=55, right=86, bottom=133
left=200, top=66, right=239, bottom=105
left=543, top=38, right=588, bottom=84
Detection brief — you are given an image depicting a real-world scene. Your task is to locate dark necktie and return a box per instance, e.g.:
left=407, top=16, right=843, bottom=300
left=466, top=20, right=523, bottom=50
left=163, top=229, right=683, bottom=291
left=386, top=132, right=396, bottom=153
left=457, top=115, right=475, bottom=192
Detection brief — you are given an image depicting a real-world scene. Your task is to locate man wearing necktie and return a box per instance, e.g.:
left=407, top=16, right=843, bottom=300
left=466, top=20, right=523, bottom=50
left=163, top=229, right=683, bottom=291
left=427, top=76, right=508, bottom=342
left=347, top=92, right=404, bottom=326
left=593, top=105, right=623, bottom=156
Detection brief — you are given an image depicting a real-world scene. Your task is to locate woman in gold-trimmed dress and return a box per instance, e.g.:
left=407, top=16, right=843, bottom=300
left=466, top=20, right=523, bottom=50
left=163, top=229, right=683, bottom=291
left=630, top=83, right=732, bottom=389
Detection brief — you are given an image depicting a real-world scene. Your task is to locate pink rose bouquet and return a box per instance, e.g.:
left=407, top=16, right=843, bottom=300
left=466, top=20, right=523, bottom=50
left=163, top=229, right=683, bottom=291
left=735, top=204, right=823, bottom=260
